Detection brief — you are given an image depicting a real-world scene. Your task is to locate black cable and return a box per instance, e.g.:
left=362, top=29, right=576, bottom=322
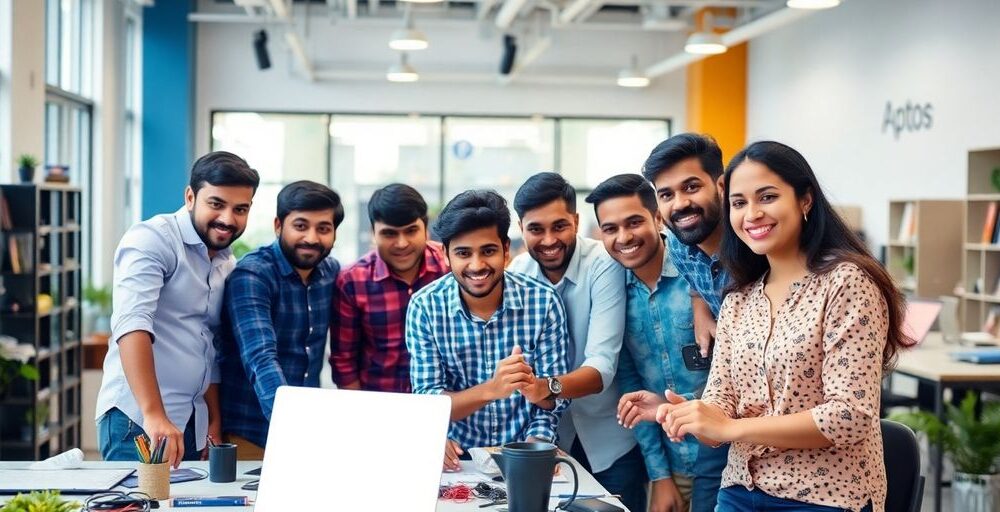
left=84, top=491, right=153, bottom=512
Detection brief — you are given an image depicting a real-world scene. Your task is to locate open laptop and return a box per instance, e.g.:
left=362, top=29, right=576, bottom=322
left=254, top=386, right=451, bottom=511
left=902, top=298, right=941, bottom=345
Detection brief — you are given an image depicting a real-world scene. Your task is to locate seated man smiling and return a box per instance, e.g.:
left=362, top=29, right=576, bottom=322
left=405, top=189, right=570, bottom=471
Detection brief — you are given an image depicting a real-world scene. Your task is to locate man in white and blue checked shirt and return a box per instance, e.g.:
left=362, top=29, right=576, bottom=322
left=405, top=189, right=570, bottom=471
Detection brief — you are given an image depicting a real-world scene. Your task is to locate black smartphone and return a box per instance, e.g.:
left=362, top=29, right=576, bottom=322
left=681, top=344, right=712, bottom=371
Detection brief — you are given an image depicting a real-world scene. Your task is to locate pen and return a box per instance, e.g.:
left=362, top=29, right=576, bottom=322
left=554, top=494, right=609, bottom=499
left=171, top=496, right=251, bottom=507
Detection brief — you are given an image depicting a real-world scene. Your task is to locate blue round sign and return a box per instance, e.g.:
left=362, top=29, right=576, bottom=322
left=452, top=140, right=474, bottom=160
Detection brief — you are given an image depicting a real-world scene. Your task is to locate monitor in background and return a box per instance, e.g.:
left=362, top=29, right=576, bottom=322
left=902, top=298, right=942, bottom=345
left=254, top=386, right=451, bottom=512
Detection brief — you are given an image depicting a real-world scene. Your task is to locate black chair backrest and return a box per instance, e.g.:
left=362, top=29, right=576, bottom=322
left=881, top=419, right=925, bottom=512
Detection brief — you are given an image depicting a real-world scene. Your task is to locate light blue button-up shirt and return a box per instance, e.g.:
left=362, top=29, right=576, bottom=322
left=96, top=208, right=234, bottom=451
left=509, top=236, right=636, bottom=473
left=618, top=241, right=728, bottom=481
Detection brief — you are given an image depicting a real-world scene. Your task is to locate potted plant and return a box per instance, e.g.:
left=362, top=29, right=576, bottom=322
left=83, top=282, right=113, bottom=334
left=1, top=490, right=81, bottom=511
left=16, top=154, right=38, bottom=183
left=0, top=337, right=39, bottom=398
left=891, top=391, right=1000, bottom=511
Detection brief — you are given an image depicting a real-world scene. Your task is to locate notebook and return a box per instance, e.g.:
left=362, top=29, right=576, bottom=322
left=950, top=349, right=1000, bottom=364
left=0, top=469, right=133, bottom=494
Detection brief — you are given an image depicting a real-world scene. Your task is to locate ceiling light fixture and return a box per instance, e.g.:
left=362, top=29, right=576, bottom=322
left=786, top=0, right=841, bottom=9
left=684, top=12, right=727, bottom=55
left=389, top=6, right=428, bottom=51
left=386, top=53, right=419, bottom=82
left=399, top=0, right=443, bottom=5
left=617, top=55, right=649, bottom=88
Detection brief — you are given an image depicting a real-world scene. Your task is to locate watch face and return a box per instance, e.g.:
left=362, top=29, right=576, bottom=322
left=549, top=378, right=563, bottom=394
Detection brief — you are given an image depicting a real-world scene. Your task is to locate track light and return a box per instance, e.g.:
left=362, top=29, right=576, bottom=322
left=617, top=55, right=649, bottom=88
left=389, top=7, right=428, bottom=51
left=786, top=0, right=841, bottom=9
left=253, top=29, right=271, bottom=70
left=684, top=12, right=726, bottom=55
left=387, top=53, right=419, bottom=82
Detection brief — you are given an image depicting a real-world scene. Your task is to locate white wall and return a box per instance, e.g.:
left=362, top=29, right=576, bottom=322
left=193, top=4, right=688, bottom=156
left=747, top=0, right=1000, bottom=250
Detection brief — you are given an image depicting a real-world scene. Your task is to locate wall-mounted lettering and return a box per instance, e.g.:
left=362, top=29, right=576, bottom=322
left=883, top=100, right=933, bottom=139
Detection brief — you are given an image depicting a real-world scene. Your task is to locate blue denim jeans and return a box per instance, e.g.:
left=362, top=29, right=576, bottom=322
left=572, top=440, right=648, bottom=512
left=715, top=486, right=873, bottom=512
left=97, top=407, right=199, bottom=462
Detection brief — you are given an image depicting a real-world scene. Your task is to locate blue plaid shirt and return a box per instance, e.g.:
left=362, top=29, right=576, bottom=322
left=666, top=232, right=728, bottom=317
left=406, top=271, right=570, bottom=449
left=218, top=242, right=339, bottom=447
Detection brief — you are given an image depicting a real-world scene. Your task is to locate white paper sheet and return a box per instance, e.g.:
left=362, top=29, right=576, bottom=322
left=0, top=468, right=133, bottom=493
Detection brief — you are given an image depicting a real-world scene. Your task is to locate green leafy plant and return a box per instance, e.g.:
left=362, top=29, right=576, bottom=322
left=0, top=490, right=81, bottom=511
left=0, top=338, right=39, bottom=396
left=231, top=239, right=252, bottom=260
left=16, top=154, right=38, bottom=169
left=902, top=251, right=915, bottom=276
left=891, top=391, right=1000, bottom=475
left=82, top=282, right=112, bottom=316
left=25, top=401, right=50, bottom=431
left=992, top=167, right=1000, bottom=193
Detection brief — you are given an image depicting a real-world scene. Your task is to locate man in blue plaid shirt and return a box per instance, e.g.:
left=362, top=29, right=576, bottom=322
left=642, top=134, right=729, bottom=359
left=217, top=181, right=344, bottom=457
left=406, top=190, right=570, bottom=471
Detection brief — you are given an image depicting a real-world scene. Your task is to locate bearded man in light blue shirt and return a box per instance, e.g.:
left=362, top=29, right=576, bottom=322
left=508, top=173, right=645, bottom=512
left=95, top=152, right=259, bottom=467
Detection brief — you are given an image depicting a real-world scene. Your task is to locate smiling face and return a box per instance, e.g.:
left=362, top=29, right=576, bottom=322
left=595, top=194, right=663, bottom=271
left=185, top=184, right=254, bottom=252
left=275, top=209, right=337, bottom=270
left=727, top=159, right=812, bottom=259
left=519, top=199, right=579, bottom=281
left=373, top=219, right=429, bottom=276
left=651, top=157, right=723, bottom=247
left=446, top=226, right=509, bottom=300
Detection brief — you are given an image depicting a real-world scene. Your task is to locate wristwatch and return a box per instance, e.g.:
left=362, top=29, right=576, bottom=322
left=544, top=377, right=563, bottom=400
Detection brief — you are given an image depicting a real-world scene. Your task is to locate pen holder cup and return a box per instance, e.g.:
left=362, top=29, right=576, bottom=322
left=137, top=462, right=170, bottom=500
left=209, top=443, right=238, bottom=483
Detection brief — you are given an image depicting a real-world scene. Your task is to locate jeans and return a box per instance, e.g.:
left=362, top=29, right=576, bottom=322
left=715, top=485, right=874, bottom=512
left=572, top=440, right=648, bottom=512
left=97, top=407, right=199, bottom=462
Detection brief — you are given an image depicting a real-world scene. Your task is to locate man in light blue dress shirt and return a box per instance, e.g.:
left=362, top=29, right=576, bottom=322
left=96, top=152, right=259, bottom=467
left=508, top=173, right=646, bottom=512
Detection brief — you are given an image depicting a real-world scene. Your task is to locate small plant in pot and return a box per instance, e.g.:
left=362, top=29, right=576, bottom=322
left=1, top=490, right=81, bottom=512
left=83, top=282, right=113, bottom=334
left=17, top=154, right=38, bottom=183
left=891, top=391, right=1000, bottom=511
left=22, top=400, right=51, bottom=440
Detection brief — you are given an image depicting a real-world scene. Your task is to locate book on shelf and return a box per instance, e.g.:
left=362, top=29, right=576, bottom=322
left=0, top=189, right=11, bottom=231
left=984, top=202, right=999, bottom=243
left=5, top=233, right=33, bottom=274
left=897, top=202, right=916, bottom=243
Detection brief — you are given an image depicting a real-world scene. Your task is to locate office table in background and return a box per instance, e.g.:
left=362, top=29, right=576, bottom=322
left=892, top=331, right=1000, bottom=512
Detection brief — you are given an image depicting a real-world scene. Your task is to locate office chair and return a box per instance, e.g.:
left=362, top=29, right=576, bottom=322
left=881, top=419, right=925, bottom=512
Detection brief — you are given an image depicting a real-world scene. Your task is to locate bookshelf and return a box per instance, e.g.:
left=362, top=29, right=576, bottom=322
left=0, top=184, right=83, bottom=461
left=961, top=148, right=1000, bottom=331
left=886, top=200, right=962, bottom=297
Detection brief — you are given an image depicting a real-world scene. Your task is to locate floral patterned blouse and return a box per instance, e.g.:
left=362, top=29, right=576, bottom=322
left=702, top=262, right=887, bottom=512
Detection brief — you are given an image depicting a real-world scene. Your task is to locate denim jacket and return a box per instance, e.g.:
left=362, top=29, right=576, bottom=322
left=617, top=244, right=729, bottom=481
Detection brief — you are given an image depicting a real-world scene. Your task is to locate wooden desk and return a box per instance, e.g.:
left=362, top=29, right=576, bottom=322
left=892, top=331, right=1000, bottom=512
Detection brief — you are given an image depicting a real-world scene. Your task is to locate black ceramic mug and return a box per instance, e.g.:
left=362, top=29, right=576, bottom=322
left=491, top=442, right=579, bottom=512
left=208, top=443, right=237, bottom=483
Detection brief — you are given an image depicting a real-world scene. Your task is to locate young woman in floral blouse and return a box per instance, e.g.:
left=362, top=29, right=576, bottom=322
left=655, top=141, right=910, bottom=512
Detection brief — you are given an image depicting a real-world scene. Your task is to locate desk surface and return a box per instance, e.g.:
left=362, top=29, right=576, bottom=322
left=895, top=331, right=1000, bottom=382
left=0, top=458, right=625, bottom=511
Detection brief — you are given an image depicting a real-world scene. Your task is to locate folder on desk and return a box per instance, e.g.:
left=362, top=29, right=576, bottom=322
left=950, top=349, right=1000, bottom=364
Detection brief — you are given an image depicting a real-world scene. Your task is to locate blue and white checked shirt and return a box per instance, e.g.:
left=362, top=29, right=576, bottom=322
left=406, top=271, right=571, bottom=449
left=666, top=232, right=729, bottom=317
left=217, top=241, right=339, bottom=447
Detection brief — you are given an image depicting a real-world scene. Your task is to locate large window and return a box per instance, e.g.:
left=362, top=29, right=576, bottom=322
left=45, top=0, right=94, bottom=277
left=211, top=112, right=670, bottom=261
left=121, top=7, right=142, bottom=232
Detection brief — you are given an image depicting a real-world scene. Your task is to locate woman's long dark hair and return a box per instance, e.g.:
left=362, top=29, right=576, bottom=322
left=719, top=141, right=912, bottom=371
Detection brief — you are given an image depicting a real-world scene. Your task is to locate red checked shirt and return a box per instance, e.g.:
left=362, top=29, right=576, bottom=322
left=329, top=241, right=449, bottom=392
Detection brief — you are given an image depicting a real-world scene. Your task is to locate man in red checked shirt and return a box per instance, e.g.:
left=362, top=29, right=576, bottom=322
left=330, top=184, right=448, bottom=392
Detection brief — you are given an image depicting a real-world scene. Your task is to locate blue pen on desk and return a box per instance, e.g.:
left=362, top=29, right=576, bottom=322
left=172, top=496, right=251, bottom=507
